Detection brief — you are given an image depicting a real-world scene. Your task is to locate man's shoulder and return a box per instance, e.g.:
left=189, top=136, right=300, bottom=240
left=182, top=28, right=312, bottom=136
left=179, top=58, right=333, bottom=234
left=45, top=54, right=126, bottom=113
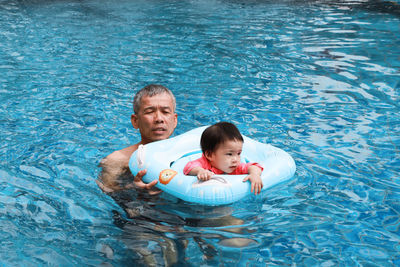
left=100, top=144, right=140, bottom=167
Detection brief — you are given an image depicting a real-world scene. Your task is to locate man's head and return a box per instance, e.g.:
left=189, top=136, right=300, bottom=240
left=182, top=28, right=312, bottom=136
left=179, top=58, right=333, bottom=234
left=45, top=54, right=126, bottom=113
left=133, top=84, right=176, bottom=114
left=131, top=84, right=178, bottom=144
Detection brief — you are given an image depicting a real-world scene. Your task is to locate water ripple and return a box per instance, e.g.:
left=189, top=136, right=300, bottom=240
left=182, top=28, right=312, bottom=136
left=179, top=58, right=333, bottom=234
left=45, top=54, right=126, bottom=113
left=0, top=0, right=399, bottom=265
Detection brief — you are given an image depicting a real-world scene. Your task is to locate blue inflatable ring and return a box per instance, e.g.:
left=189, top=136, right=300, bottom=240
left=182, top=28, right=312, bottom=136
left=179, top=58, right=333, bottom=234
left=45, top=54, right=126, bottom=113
left=129, top=126, right=296, bottom=206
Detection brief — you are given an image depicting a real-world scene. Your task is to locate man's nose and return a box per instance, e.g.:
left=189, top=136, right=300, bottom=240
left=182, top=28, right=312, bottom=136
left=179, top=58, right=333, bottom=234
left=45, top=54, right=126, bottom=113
left=154, top=110, right=164, bottom=122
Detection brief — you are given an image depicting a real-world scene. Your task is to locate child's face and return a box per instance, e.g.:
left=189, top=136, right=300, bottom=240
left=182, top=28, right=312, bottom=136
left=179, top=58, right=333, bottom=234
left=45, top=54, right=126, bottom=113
left=206, top=140, right=243, bottom=174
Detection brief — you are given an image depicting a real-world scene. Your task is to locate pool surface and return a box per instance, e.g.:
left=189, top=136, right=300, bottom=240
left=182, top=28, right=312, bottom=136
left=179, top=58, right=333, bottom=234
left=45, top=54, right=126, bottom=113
left=0, top=0, right=399, bottom=266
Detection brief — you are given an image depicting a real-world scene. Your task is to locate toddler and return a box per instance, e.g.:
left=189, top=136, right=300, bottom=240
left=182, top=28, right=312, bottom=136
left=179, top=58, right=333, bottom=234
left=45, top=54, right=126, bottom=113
left=183, top=122, right=263, bottom=195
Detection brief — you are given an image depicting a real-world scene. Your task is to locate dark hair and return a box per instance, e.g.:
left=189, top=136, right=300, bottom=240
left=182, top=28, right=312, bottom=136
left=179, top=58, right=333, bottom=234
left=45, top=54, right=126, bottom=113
left=201, top=122, right=244, bottom=156
left=133, top=84, right=176, bottom=114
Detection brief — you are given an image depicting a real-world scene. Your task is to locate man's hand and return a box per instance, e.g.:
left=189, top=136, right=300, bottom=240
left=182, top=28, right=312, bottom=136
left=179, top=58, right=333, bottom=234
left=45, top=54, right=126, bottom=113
left=127, top=169, right=162, bottom=195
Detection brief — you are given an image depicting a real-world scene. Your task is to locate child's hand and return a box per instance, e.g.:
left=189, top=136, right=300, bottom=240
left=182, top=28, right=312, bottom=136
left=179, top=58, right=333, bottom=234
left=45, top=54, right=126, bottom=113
left=243, top=165, right=263, bottom=195
left=197, top=169, right=214, bottom=181
left=243, top=173, right=263, bottom=195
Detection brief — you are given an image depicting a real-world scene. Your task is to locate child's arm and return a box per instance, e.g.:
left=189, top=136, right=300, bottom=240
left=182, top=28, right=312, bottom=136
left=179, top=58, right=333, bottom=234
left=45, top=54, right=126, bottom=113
left=187, top=167, right=214, bottom=181
left=243, top=165, right=263, bottom=195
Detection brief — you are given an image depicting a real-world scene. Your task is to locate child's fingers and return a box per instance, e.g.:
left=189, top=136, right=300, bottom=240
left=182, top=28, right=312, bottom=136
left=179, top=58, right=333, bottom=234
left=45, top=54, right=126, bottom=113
left=256, top=184, right=261, bottom=195
left=204, top=171, right=213, bottom=180
left=254, top=183, right=262, bottom=195
left=198, top=172, right=212, bottom=181
left=242, top=176, right=263, bottom=194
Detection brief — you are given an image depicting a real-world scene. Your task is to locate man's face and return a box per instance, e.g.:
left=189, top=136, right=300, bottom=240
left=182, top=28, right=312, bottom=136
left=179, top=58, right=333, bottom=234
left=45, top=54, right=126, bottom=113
left=131, top=92, right=177, bottom=144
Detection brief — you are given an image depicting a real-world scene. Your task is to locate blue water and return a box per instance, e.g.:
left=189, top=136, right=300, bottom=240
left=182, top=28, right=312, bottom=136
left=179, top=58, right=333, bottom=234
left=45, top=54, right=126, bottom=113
left=1, top=0, right=399, bottom=265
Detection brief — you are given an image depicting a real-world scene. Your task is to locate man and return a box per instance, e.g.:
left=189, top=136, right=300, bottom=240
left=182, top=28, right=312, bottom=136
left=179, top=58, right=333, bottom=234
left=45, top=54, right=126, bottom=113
left=95, top=84, right=185, bottom=265
left=97, top=84, right=178, bottom=193
left=98, top=84, right=251, bottom=262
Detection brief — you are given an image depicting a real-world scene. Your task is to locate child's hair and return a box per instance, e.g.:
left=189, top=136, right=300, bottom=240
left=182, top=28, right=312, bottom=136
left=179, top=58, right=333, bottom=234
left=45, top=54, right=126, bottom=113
left=201, top=122, right=244, bottom=157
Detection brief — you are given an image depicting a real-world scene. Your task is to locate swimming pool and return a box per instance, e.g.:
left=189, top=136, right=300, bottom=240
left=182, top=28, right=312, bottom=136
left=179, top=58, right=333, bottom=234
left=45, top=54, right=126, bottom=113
left=0, top=0, right=399, bottom=265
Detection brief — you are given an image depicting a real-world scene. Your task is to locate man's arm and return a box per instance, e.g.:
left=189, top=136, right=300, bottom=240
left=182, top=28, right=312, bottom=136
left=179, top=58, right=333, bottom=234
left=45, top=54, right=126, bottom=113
left=97, top=144, right=159, bottom=193
left=97, top=149, right=132, bottom=192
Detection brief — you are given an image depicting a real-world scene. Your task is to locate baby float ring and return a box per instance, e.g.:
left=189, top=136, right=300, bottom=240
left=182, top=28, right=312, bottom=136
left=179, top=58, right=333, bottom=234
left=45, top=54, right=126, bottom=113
left=129, top=126, right=296, bottom=206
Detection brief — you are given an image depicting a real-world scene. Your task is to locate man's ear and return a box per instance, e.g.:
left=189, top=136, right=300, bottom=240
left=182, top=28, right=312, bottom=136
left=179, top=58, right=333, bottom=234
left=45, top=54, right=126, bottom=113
left=131, top=114, right=139, bottom=129
left=173, top=113, right=178, bottom=129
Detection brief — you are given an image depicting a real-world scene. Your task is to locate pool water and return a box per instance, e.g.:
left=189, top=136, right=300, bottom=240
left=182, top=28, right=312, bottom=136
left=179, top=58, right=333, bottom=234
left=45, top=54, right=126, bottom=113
left=1, top=0, right=399, bottom=265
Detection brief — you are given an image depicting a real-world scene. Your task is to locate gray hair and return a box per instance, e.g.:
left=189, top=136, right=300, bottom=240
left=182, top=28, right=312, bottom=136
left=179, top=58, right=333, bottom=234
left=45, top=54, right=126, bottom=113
left=133, top=84, right=176, bottom=114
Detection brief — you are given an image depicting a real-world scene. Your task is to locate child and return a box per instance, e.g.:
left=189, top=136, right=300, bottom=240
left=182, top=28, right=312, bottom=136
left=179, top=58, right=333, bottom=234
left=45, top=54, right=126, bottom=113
left=183, top=122, right=264, bottom=195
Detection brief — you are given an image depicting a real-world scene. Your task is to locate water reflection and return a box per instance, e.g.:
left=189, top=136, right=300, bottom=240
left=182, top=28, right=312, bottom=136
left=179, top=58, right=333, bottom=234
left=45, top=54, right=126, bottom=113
left=109, top=189, right=259, bottom=265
